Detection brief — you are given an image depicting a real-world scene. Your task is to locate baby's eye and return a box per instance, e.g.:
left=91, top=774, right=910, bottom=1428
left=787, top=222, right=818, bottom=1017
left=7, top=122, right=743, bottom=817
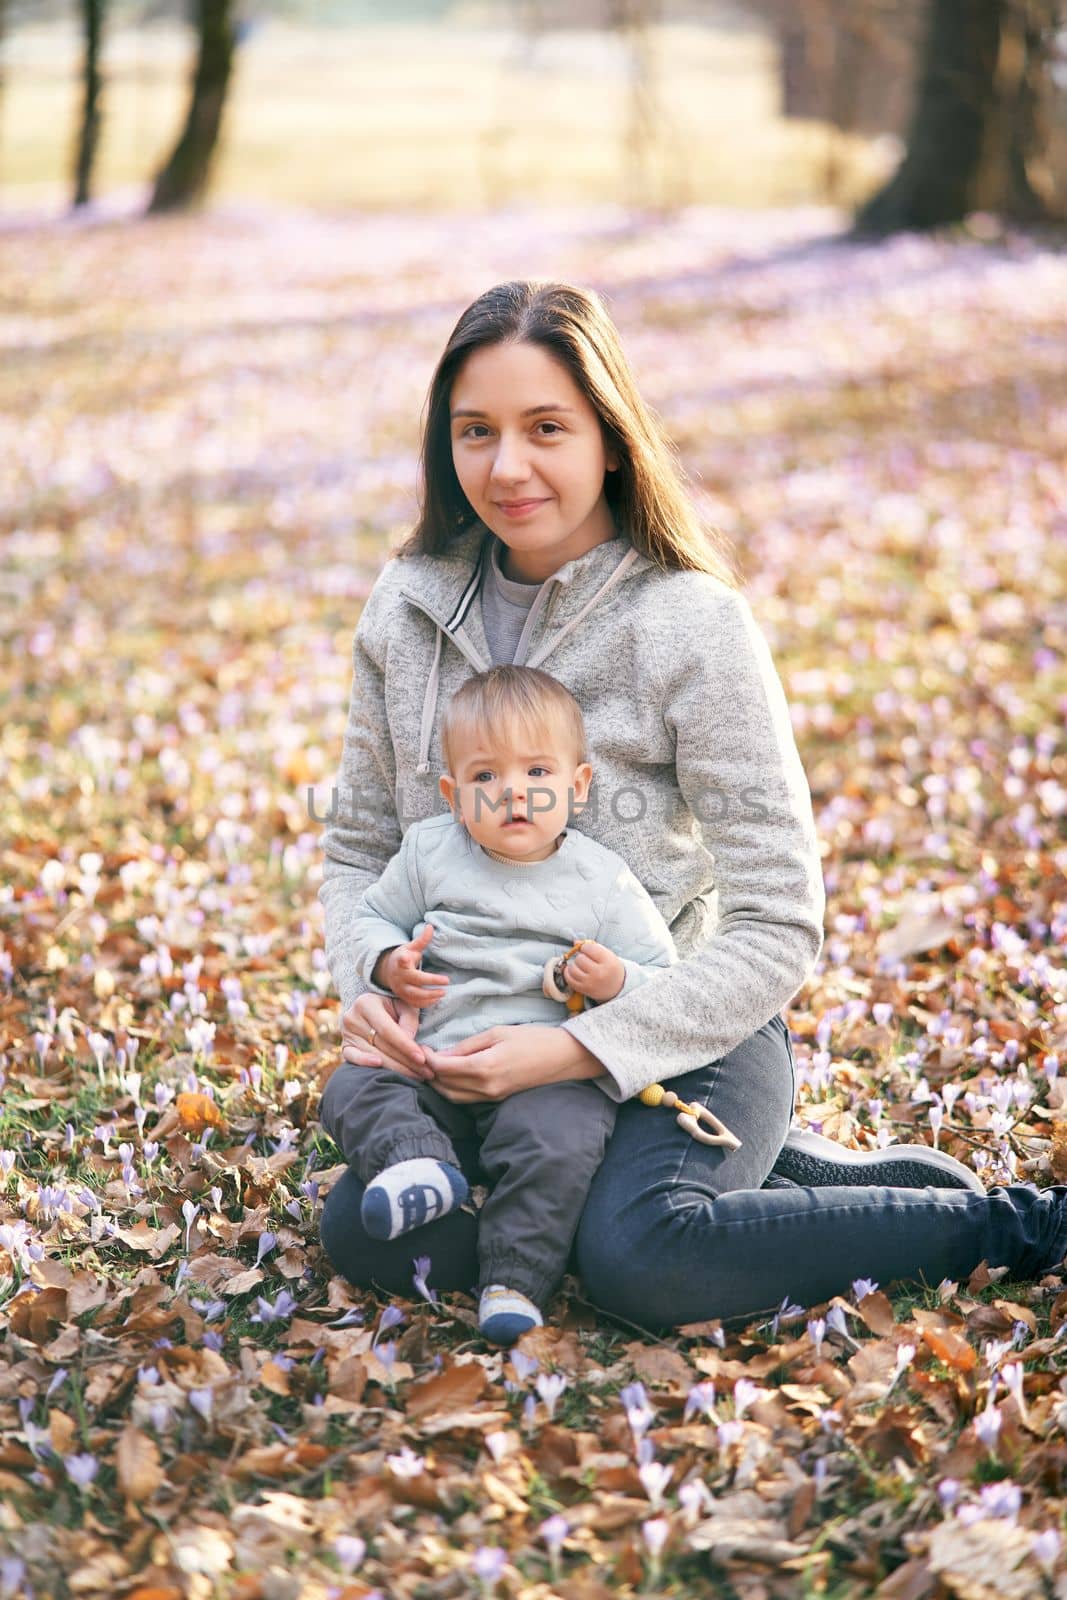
left=473, top=771, right=493, bottom=783
left=529, top=766, right=549, bottom=776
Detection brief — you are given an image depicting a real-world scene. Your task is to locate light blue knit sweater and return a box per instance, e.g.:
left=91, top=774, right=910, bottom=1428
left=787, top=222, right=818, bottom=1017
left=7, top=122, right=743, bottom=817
left=348, top=811, right=678, bottom=1074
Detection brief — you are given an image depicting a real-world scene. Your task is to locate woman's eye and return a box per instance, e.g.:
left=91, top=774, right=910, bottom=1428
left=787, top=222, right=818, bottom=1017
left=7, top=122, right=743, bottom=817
left=459, top=422, right=561, bottom=439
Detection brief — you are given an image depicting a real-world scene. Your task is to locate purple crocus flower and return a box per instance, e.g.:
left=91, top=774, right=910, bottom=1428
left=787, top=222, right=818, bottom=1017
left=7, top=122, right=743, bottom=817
left=733, top=1378, right=765, bottom=1418
left=974, top=1404, right=1002, bottom=1452
left=509, top=1349, right=538, bottom=1382
left=328, top=1307, right=365, bottom=1328
left=181, top=1200, right=200, bottom=1253
left=334, top=1535, right=366, bottom=1573
left=683, top=1381, right=716, bottom=1422
left=188, top=1389, right=213, bottom=1422
left=977, top=1481, right=1021, bottom=1523
left=412, top=1255, right=437, bottom=1304
left=539, top=1513, right=568, bottom=1578
left=0, top=1557, right=26, bottom=1596
left=1031, top=1529, right=1061, bottom=1570
left=374, top=1304, right=406, bottom=1343
left=249, top=1289, right=298, bottom=1325
left=65, top=1453, right=98, bottom=1491
left=471, top=1545, right=506, bottom=1591
left=255, top=1231, right=278, bottom=1266
left=536, top=1373, right=567, bottom=1419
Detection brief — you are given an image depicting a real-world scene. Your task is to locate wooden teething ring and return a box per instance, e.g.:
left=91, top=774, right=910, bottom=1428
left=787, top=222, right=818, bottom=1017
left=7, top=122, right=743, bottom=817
left=542, top=939, right=589, bottom=1010
left=542, top=941, right=742, bottom=1151
left=637, top=1084, right=742, bottom=1150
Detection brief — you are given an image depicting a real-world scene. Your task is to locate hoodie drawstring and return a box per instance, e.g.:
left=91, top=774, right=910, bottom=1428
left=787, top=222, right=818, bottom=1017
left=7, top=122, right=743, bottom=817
left=413, top=544, right=642, bottom=779
left=525, top=548, right=640, bottom=671
left=414, top=623, right=444, bottom=778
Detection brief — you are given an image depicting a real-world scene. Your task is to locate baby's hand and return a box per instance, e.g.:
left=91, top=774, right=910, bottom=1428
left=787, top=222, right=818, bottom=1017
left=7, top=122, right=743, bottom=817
left=563, top=939, right=626, bottom=1003
left=377, top=924, right=450, bottom=1009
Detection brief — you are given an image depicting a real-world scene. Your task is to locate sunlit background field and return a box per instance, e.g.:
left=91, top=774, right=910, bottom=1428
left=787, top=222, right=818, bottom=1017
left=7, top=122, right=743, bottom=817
left=0, top=9, right=897, bottom=213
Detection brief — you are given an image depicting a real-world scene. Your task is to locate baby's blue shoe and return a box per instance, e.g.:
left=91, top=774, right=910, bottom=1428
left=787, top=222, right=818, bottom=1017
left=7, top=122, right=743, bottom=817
left=479, top=1284, right=543, bottom=1346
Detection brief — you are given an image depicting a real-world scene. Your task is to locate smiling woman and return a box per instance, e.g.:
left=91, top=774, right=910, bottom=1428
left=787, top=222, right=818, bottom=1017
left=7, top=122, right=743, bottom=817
left=449, top=343, right=620, bottom=583
left=316, top=278, right=1067, bottom=1339
left=405, top=279, right=734, bottom=582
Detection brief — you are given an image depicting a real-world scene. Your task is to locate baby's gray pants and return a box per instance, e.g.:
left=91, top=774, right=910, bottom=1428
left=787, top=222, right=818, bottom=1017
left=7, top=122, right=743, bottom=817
left=330, top=1066, right=617, bottom=1307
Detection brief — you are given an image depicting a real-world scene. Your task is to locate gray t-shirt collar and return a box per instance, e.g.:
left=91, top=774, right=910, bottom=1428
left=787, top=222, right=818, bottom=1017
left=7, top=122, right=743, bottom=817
left=487, top=535, right=545, bottom=606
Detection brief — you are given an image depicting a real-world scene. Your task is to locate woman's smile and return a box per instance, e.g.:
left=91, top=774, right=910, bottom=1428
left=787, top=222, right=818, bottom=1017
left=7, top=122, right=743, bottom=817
left=496, top=498, right=549, bottom=517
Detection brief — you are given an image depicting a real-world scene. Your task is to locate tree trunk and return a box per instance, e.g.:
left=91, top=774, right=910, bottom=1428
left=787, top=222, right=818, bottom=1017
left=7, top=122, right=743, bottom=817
left=148, top=0, right=235, bottom=215
left=73, top=0, right=105, bottom=209
left=854, top=0, right=1060, bottom=234
left=972, top=0, right=1059, bottom=220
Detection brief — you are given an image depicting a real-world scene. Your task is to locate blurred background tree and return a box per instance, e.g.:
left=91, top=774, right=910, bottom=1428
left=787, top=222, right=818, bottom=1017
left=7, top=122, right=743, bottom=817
left=73, top=0, right=105, bottom=206
left=855, top=0, right=1062, bottom=231
left=760, top=0, right=1064, bottom=228
left=148, top=0, right=235, bottom=211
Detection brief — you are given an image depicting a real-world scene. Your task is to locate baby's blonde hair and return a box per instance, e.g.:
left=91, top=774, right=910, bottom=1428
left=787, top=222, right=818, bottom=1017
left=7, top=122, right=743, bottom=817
left=441, top=665, right=588, bottom=776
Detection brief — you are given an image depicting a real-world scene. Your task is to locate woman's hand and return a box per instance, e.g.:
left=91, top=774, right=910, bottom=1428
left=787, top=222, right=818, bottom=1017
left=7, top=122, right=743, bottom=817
left=563, top=939, right=626, bottom=1002
left=426, top=1024, right=604, bottom=1104
left=340, top=992, right=434, bottom=1082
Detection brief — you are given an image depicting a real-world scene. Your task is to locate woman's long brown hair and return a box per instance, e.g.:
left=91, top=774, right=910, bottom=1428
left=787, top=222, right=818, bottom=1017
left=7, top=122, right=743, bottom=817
left=396, top=279, right=740, bottom=587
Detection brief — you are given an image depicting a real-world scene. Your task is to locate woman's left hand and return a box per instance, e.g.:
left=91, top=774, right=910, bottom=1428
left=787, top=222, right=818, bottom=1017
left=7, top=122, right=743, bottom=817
left=426, top=1024, right=603, bottom=1103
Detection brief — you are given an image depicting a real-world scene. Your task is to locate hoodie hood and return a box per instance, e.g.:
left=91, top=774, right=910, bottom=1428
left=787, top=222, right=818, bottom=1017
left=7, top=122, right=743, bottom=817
left=399, top=521, right=652, bottom=776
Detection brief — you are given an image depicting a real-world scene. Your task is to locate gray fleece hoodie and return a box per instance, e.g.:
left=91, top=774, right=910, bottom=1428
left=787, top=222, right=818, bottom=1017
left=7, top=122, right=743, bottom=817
left=318, top=521, right=825, bottom=1102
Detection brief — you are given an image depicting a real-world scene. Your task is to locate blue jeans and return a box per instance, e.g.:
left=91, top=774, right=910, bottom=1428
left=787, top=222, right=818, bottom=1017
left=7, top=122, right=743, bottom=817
left=319, top=1013, right=1067, bottom=1327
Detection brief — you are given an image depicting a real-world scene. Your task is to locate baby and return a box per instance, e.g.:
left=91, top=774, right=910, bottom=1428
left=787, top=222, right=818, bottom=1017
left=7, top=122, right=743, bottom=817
left=343, top=664, right=677, bottom=1344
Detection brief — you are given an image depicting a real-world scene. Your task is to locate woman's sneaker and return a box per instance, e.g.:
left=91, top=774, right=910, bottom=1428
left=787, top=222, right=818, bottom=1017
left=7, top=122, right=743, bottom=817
left=772, top=1124, right=985, bottom=1194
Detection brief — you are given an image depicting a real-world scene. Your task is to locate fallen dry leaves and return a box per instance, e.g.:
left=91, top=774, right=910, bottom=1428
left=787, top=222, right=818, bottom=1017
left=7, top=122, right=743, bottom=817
left=0, top=203, right=1065, bottom=1597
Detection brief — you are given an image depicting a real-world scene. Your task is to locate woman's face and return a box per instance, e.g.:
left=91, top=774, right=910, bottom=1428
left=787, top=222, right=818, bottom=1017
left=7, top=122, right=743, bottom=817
left=449, top=340, right=619, bottom=583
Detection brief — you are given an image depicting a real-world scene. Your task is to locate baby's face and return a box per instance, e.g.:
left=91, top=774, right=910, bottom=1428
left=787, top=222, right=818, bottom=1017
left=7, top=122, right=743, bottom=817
left=439, top=730, right=592, bottom=862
